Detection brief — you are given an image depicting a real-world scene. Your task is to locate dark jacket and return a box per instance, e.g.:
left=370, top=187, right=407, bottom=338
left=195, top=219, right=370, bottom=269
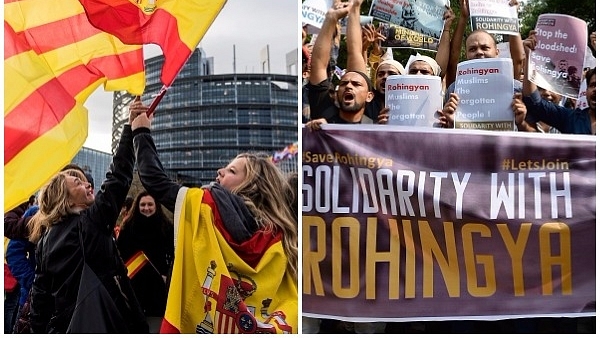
left=30, top=125, right=148, bottom=334
left=116, top=212, right=173, bottom=317
left=4, top=202, right=29, bottom=239
left=523, top=89, right=594, bottom=134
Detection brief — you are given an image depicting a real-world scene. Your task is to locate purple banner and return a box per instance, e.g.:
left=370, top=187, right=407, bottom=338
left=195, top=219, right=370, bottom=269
left=302, top=125, right=595, bottom=321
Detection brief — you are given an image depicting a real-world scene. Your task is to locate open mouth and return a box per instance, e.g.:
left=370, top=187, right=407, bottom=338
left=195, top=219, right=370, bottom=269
left=342, top=92, right=354, bottom=102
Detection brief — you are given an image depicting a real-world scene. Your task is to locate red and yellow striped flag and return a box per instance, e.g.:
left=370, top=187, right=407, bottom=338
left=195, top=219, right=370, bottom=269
left=4, top=0, right=145, bottom=212
left=79, top=0, right=228, bottom=87
left=125, top=251, right=150, bottom=279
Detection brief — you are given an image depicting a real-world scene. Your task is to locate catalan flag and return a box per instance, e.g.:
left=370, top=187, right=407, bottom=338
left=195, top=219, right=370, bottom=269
left=162, top=187, right=298, bottom=334
left=79, top=0, right=228, bottom=87
left=4, top=0, right=145, bottom=212
left=125, top=251, right=150, bottom=279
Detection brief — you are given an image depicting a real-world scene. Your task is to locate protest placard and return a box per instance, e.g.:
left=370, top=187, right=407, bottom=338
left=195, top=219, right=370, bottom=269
left=528, top=14, right=587, bottom=99
left=380, top=22, right=439, bottom=52
left=385, top=75, right=442, bottom=127
left=302, top=0, right=332, bottom=33
left=468, top=0, right=519, bottom=36
left=454, top=58, right=514, bottom=131
left=369, top=0, right=448, bottom=40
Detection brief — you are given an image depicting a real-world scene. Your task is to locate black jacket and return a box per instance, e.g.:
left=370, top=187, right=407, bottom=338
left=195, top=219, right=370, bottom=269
left=116, top=212, right=173, bottom=317
left=132, top=127, right=179, bottom=212
left=30, top=125, right=148, bottom=333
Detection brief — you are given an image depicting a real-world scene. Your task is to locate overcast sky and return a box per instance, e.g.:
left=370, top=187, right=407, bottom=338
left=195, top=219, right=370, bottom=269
left=83, top=0, right=298, bottom=152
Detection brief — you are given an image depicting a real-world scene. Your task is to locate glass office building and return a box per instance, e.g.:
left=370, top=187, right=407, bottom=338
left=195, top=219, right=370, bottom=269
left=70, top=147, right=112, bottom=189
left=112, top=48, right=298, bottom=187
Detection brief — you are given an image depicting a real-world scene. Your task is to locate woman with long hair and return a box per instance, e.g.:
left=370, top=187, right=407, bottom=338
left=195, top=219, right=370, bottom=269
left=116, top=191, right=173, bottom=333
left=131, top=103, right=298, bottom=334
left=27, top=106, right=148, bottom=333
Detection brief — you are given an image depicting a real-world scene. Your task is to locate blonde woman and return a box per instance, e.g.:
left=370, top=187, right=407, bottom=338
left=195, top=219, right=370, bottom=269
left=28, top=107, right=148, bottom=333
left=131, top=106, right=298, bottom=333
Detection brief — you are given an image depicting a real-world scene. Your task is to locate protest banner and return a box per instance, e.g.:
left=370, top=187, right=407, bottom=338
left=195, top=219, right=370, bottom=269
left=468, top=0, right=519, bottom=36
left=380, top=23, right=439, bottom=52
left=454, top=58, right=515, bottom=131
left=369, top=0, right=448, bottom=40
left=385, top=75, right=442, bottom=127
left=302, top=0, right=332, bottom=33
left=528, top=14, right=587, bottom=99
left=302, top=125, right=595, bottom=322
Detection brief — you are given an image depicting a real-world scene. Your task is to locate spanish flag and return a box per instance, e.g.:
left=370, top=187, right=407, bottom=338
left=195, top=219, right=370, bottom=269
left=79, top=0, right=228, bottom=87
left=4, top=0, right=145, bottom=212
left=125, top=251, right=150, bottom=279
left=161, top=187, right=298, bottom=334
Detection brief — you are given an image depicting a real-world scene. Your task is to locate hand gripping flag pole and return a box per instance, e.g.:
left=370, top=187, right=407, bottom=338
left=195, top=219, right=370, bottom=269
left=146, top=85, right=169, bottom=117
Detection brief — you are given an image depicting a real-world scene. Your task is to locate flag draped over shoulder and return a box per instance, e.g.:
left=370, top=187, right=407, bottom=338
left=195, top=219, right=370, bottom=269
left=4, top=0, right=145, bottom=212
left=163, top=187, right=298, bottom=334
left=79, top=0, right=228, bottom=87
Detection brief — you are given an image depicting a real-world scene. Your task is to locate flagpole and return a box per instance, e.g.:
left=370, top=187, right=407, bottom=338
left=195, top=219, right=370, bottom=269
left=145, top=47, right=198, bottom=117
left=146, top=85, right=168, bottom=116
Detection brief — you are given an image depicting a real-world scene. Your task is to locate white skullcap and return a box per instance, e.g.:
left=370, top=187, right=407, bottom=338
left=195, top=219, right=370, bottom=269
left=377, top=59, right=405, bottom=75
left=406, top=54, right=442, bottom=76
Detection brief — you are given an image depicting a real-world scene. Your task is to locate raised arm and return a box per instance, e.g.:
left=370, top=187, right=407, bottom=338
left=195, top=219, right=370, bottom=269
left=345, top=0, right=367, bottom=73
left=521, top=30, right=538, bottom=97
left=436, top=7, right=456, bottom=80
left=364, top=24, right=387, bottom=81
left=132, top=110, right=181, bottom=212
left=309, top=0, right=351, bottom=85
left=508, top=0, right=525, bottom=79
left=85, top=100, right=138, bottom=232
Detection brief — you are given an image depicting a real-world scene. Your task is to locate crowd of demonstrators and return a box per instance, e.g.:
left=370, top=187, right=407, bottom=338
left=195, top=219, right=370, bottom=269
left=306, top=0, right=375, bottom=129
left=27, top=106, right=149, bottom=333
left=437, top=0, right=530, bottom=131
left=302, top=0, right=595, bottom=334
left=130, top=98, right=298, bottom=333
left=437, top=28, right=535, bottom=131
left=116, top=191, right=174, bottom=333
